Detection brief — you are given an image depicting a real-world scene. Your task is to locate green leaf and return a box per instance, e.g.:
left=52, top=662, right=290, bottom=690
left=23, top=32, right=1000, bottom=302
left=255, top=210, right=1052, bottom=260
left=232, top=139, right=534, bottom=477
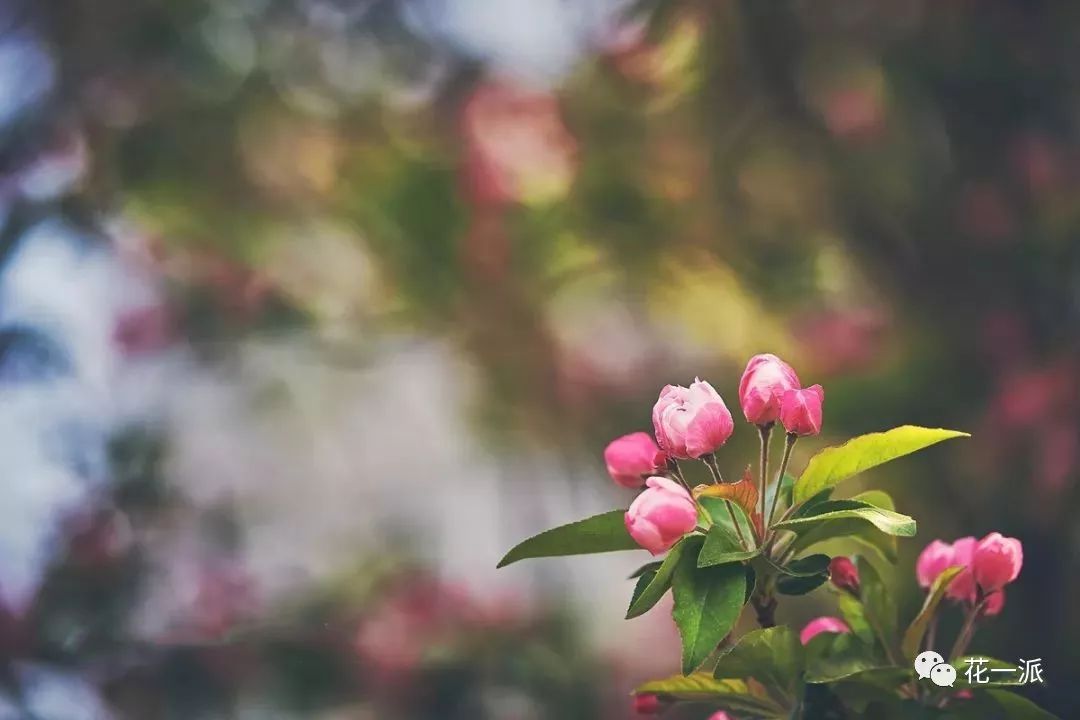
left=805, top=631, right=897, bottom=683
left=857, top=557, right=898, bottom=661
left=985, top=689, right=1060, bottom=720
left=830, top=668, right=912, bottom=712
left=714, top=626, right=804, bottom=700
left=785, top=490, right=899, bottom=563
left=771, top=553, right=831, bottom=595
left=698, top=525, right=760, bottom=567
left=763, top=473, right=796, bottom=518
left=773, top=500, right=916, bottom=538
left=950, top=657, right=1027, bottom=689
left=777, top=572, right=829, bottom=595
left=775, top=553, right=831, bottom=577
left=629, top=561, right=663, bottom=579
left=627, top=537, right=701, bottom=619
left=497, top=510, right=638, bottom=568
left=633, top=674, right=785, bottom=715
left=901, top=566, right=963, bottom=660
left=700, top=496, right=755, bottom=541
left=792, top=426, right=969, bottom=504
left=672, top=547, right=748, bottom=675
left=831, top=587, right=875, bottom=645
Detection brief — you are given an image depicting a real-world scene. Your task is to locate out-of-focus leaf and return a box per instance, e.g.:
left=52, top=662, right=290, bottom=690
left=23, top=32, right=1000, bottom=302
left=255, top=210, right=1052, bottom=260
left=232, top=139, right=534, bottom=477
left=805, top=631, right=895, bottom=683
left=633, top=674, right=785, bottom=715
left=950, top=657, right=1026, bottom=689
left=497, top=510, right=637, bottom=568
left=901, top=566, right=963, bottom=660
left=792, top=426, right=970, bottom=504
left=858, top=557, right=898, bottom=661
left=985, top=689, right=1060, bottom=719
left=777, top=573, right=829, bottom=595
left=714, top=626, right=803, bottom=700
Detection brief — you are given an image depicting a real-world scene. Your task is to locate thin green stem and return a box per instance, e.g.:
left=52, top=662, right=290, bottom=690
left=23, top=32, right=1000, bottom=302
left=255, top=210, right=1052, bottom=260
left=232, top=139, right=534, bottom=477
left=668, top=459, right=694, bottom=496
left=757, top=423, right=773, bottom=531
left=768, top=433, right=797, bottom=530
left=703, top=455, right=750, bottom=549
left=949, top=601, right=984, bottom=661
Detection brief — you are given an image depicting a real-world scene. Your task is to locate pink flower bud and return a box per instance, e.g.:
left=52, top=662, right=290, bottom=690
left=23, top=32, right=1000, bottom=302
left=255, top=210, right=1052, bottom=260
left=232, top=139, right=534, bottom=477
left=604, top=432, right=667, bottom=488
left=707, top=713, right=733, bottom=720
left=799, top=616, right=850, bottom=645
left=738, top=353, right=801, bottom=425
left=829, top=556, right=860, bottom=594
left=945, top=537, right=978, bottom=603
left=981, top=589, right=1005, bottom=617
left=624, top=477, right=698, bottom=555
left=633, top=693, right=662, bottom=714
left=779, top=385, right=824, bottom=436
left=972, top=532, right=1023, bottom=593
left=916, top=539, right=955, bottom=589
left=651, top=379, right=734, bottom=459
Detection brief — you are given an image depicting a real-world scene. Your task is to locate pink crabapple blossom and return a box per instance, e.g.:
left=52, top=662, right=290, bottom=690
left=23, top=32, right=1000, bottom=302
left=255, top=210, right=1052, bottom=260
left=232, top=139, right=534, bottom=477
left=738, top=353, right=801, bottom=426
left=916, top=539, right=956, bottom=589
left=603, top=432, right=667, bottom=489
left=624, top=476, right=698, bottom=555
left=828, top=556, right=860, bottom=595
left=633, top=693, right=662, bottom=714
left=971, top=532, right=1023, bottom=593
left=779, top=385, right=824, bottom=436
left=652, top=379, right=735, bottom=459
left=800, top=616, right=851, bottom=645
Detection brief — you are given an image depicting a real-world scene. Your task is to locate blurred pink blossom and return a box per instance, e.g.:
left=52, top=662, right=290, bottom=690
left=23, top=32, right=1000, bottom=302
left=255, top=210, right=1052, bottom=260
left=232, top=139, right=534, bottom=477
left=460, top=78, right=578, bottom=207
left=800, top=616, right=850, bottom=645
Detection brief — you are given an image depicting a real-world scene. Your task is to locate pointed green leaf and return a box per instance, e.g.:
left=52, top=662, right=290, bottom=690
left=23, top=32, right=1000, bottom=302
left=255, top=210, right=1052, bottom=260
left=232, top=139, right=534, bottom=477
left=627, top=537, right=701, bottom=619
left=901, top=566, right=963, bottom=660
left=986, top=689, right=1060, bottom=719
left=830, top=586, right=875, bottom=645
left=699, top=496, right=755, bottom=541
left=497, top=510, right=638, bottom=568
left=629, top=561, right=663, bottom=579
left=792, top=426, right=969, bottom=504
left=633, top=674, right=785, bottom=715
left=777, top=572, right=829, bottom=596
left=672, top=547, right=747, bottom=675
left=950, top=657, right=1027, bottom=689
left=774, top=553, right=831, bottom=577
left=773, top=500, right=916, bottom=537
left=858, top=557, right=898, bottom=661
left=698, top=525, right=760, bottom=567
left=781, top=491, right=899, bottom=567
left=805, top=631, right=896, bottom=683
left=714, top=626, right=804, bottom=700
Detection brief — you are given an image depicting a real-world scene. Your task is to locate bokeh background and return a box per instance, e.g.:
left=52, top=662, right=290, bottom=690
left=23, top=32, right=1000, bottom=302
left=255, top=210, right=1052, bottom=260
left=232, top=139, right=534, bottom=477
left=0, top=0, right=1077, bottom=717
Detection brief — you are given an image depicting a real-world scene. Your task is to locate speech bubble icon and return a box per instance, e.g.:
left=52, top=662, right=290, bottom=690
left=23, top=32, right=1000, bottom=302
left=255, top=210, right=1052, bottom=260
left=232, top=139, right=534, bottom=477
left=914, top=650, right=945, bottom=680
left=930, top=663, right=957, bottom=688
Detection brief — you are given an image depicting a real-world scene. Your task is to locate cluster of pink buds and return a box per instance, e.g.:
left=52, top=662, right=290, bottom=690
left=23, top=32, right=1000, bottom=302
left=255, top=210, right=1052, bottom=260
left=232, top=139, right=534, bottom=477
left=917, top=532, right=1023, bottom=616
left=603, top=354, right=824, bottom=554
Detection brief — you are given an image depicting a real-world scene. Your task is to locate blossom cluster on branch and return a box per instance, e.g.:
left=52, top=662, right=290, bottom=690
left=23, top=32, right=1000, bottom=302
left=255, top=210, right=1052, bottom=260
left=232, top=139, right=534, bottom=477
left=499, top=353, right=1051, bottom=719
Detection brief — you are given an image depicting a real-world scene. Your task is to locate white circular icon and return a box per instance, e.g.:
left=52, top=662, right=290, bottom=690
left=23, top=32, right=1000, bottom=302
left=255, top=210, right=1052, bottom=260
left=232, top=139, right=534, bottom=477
left=914, top=650, right=945, bottom=680
left=930, top=663, right=957, bottom=687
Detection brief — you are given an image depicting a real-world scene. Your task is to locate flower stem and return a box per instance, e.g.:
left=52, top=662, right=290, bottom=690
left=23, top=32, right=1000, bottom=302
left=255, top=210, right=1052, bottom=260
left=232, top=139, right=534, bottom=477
left=768, top=433, right=797, bottom=529
left=703, top=455, right=750, bottom=549
left=949, top=602, right=984, bottom=661
left=757, top=423, right=773, bottom=530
